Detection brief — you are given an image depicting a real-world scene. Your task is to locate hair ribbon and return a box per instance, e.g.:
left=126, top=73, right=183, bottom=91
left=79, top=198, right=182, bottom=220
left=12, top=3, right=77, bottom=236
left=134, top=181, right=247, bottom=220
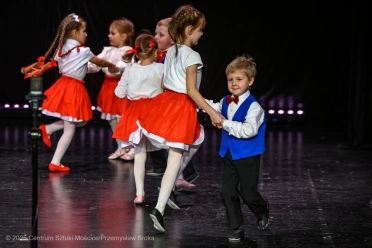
left=126, top=43, right=139, bottom=53
left=69, top=13, right=80, bottom=22
left=148, top=39, right=156, bottom=48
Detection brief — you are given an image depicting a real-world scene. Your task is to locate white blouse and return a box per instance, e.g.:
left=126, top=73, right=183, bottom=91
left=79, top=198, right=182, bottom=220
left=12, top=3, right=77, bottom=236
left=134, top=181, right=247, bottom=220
left=54, top=39, right=94, bottom=80
left=163, top=44, right=203, bottom=93
left=87, top=46, right=132, bottom=75
left=115, top=63, right=164, bottom=100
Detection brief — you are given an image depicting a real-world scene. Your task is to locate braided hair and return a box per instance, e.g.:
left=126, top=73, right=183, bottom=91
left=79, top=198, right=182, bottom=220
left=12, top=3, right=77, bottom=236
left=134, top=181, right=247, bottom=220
left=21, top=13, right=85, bottom=77
left=168, top=5, right=206, bottom=56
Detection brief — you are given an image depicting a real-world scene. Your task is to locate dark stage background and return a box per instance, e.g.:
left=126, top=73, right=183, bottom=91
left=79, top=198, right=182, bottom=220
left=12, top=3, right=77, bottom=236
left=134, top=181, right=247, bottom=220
left=3, top=0, right=372, bottom=147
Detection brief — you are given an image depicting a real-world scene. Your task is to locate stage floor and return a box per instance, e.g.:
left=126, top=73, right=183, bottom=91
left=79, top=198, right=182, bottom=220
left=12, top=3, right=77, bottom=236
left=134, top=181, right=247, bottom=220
left=0, top=118, right=371, bottom=248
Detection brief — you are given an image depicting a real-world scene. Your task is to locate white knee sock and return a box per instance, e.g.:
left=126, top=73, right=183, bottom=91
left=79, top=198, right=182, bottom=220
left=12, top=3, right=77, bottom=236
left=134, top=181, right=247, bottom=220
left=134, top=138, right=147, bottom=196
left=156, top=148, right=183, bottom=214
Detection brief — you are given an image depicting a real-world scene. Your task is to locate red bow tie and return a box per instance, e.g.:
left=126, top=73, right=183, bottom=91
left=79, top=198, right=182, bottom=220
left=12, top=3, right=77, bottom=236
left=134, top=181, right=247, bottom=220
left=226, top=95, right=239, bottom=104
left=157, top=50, right=167, bottom=63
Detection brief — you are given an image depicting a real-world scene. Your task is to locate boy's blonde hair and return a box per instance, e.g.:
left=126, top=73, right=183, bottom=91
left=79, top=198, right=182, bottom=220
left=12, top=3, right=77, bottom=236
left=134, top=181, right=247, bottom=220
left=157, top=17, right=172, bottom=28
left=226, top=55, right=257, bottom=80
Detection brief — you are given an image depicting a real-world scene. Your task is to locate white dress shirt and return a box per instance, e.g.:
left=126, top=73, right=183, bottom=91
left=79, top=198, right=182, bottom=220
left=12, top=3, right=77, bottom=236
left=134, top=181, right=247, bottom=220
left=205, top=90, right=265, bottom=139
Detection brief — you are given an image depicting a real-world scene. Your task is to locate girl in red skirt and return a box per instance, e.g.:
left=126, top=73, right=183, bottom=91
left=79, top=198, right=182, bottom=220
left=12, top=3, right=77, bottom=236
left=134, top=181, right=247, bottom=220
left=112, top=34, right=164, bottom=204
left=136, top=5, right=225, bottom=232
left=37, top=13, right=117, bottom=172
left=87, top=18, right=135, bottom=160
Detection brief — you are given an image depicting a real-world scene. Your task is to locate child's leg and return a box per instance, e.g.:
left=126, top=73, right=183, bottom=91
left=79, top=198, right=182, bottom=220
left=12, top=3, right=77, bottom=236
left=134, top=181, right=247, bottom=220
left=108, top=118, right=122, bottom=150
left=182, top=161, right=198, bottom=182
left=133, top=137, right=147, bottom=197
left=45, top=120, right=64, bottom=134
left=155, top=147, right=183, bottom=214
left=221, top=150, right=243, bottom=229
left=146, top=150, right=167, bottom=176
left=177, top=144, right=199, bottom=180
left=51, top=121, right=86, bottom=165
left=174, top=145, right=200, bottom=191
left=237, top=155, right=267, bottom=217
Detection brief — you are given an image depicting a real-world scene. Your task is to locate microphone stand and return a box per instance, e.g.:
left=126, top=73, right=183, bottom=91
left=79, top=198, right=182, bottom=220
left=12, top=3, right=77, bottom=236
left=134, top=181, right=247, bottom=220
left=25, top=76, right=45, bottom=248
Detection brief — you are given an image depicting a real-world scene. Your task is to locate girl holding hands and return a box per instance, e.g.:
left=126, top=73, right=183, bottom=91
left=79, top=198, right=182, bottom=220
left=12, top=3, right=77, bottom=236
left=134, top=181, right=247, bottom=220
left=35, top=13, right=117, bottom=171
left=136, top=5, right=224, bottom=232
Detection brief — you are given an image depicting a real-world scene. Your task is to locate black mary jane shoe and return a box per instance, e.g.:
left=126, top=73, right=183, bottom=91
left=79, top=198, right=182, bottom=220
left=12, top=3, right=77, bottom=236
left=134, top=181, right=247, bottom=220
left=150, top=208, right=165, bottom=232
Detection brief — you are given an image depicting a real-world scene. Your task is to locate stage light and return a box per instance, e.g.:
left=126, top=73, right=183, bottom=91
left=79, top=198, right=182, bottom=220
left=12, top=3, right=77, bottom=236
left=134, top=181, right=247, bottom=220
left=23, top=104, right=29, bottom=108
left=4, top=104, right=10, bottom=108
left=196, top=108, right=199, bottom=112
left=14, top=104, right=20, bottom=108
left=91, top=106, right=96, bottom=110
left=297, top=110, right=304, bottom=115
left=268, top=109, right=275, bottom=114
left=287, top=110, right=294, bottom=115
left=278, top=110, right=284, bottom=114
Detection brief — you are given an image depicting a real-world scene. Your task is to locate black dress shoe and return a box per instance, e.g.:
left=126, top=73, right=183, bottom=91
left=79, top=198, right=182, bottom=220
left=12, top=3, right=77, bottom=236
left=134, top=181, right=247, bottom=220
left=146, top=168, right=166, bottom=176
left=228, top=229, right=244, bottom=242
left=150, top=208, right=165, bottom=232
left=257, top=201, right=270, bottom=230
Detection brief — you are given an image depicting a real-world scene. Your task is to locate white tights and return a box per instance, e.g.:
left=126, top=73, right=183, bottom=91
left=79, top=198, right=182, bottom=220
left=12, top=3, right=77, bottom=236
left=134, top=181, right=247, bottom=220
left=133, top=137, right=147, bottom=196
left=156, top=148, right=183, bottom=214
left=46, top=120, right=86, bottom=165
left=177, top=145, right=200, bottom=180
left=108, top=118, right=122, bottom=150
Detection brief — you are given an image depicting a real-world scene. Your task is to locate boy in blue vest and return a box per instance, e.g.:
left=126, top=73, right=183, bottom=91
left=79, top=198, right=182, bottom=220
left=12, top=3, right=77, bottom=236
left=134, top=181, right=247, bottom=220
left=205, top=55, right=269, bottom=242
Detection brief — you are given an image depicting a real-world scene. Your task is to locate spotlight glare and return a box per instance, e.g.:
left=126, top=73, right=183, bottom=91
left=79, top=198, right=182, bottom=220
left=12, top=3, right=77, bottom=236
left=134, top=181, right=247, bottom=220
left=278, top=109, right=284, bottom=114
left=91, top=106, right=96, bottom=110
left=196, top=108, right=199, bottom=112
left=4, top=104, right=10, bottom=108
left=268, top=109, right=275, bottom=114
left=287, top=110, right=294, bottom=115
left=23, top=104, right=29, bottom=108
left=14, top=104, right=20, bottom=108
left=297, top=110, right=304, bottom=115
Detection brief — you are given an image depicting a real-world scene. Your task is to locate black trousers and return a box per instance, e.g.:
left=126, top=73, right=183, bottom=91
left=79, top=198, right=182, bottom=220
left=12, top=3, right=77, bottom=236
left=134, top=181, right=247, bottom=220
left=221, top=150, right=267, bottom=229
left=149, top=149, right=196, bottom=178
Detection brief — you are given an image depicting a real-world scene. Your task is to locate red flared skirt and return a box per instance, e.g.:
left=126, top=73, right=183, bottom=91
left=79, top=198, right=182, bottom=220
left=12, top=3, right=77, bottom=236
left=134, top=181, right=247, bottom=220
left=112, top=98, right=153, bottom=141
left=97, top=75, right=129, bottom=118
left=41, top=75, right=92, bottom=121
left=138, top=90, right=201, bottom=145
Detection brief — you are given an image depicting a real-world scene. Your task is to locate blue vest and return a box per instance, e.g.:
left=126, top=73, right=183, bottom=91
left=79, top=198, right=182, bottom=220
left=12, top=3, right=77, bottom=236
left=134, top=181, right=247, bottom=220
left=219, top=94, right=266, bottom=160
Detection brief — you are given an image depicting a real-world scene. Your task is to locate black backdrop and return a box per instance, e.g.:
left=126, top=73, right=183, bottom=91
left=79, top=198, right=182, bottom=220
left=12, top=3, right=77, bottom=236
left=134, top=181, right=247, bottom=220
left=3, top=0, right=372, bottom=146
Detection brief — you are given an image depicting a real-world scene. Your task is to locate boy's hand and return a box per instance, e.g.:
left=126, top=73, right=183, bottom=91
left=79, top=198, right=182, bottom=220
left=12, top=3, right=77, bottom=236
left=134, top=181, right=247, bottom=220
left=211, top=117, right=224, bottom=129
